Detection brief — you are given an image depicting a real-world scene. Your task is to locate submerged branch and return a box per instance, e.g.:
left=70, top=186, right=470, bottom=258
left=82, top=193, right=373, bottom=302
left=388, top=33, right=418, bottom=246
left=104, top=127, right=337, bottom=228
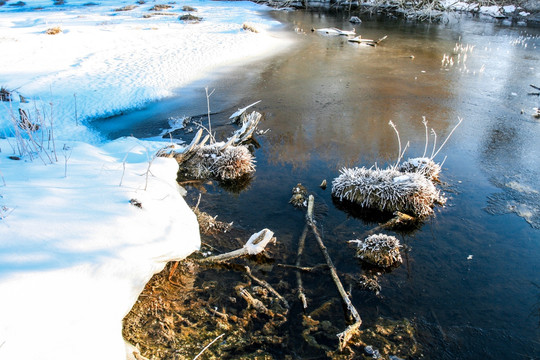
left=306, top=195, right=362, bottom=349
left=296, top=225, right=309, bottom=309
left=244, top=265, right=289, bottom=309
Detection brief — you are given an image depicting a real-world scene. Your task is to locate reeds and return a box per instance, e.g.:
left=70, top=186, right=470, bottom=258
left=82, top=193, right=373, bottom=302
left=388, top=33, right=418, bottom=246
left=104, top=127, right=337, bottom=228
left=331, top=117, right=461, bottom=219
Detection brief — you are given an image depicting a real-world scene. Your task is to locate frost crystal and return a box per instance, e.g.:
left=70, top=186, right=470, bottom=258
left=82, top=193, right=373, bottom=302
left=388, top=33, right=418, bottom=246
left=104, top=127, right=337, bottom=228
left=399, top=157, right=441, bottom=181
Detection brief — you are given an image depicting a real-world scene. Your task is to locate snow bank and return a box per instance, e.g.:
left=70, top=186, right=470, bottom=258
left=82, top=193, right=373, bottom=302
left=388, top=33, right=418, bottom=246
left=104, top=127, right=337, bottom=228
left=0, top=1, right=291, bottom=359
left=0, top=0, right=291, bottom=142
left=0, top=137, right=201, bottom=360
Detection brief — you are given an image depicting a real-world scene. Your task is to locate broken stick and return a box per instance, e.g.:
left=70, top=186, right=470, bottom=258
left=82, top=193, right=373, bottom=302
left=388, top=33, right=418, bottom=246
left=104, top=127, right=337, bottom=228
left=244, top=265, right=289, bottom=309
left=306, top=195, right=362, bottom=349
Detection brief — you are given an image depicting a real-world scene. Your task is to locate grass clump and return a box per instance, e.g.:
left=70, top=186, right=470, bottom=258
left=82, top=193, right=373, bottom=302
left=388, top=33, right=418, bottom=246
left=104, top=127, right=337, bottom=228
left=242, top=22, right=259, bottom=33
left=179, top=14, right=202, bottom=22
left=1, top=87, right=12, bottom=102
left=332, top=166, right=445, bottom=219
left=349, top=234, right=403, bottom=268
left=149, top=4, right=172, bottom=11
left=45, top=26, right=62, bottom=35
left=182, top=5, right=196, bottom=11
left=53, top=0, right=65, bottom=5
left=9, top=1, right=26, bottom=6
left=115, top=5, right=137, bottom=11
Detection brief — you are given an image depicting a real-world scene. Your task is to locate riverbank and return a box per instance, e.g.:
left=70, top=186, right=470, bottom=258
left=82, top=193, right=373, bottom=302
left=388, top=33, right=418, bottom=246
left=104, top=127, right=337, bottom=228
left=0, top=1, right=292, bottom=359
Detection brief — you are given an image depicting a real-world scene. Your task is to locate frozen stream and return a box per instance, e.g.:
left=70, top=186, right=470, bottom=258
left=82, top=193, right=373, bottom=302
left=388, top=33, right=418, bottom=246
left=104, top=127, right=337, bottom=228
left=94, top=11, right=540, bottom=359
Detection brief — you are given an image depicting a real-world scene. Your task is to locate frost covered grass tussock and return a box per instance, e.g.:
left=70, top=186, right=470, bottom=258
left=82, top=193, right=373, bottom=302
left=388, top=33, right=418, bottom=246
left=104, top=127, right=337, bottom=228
left=332, top=117, right=462, bottom=219
left=349, top=233, right=403, bottom=268
left=157, top=109, right=262, bottom=183
left=332, top=166, right=445, bottom=218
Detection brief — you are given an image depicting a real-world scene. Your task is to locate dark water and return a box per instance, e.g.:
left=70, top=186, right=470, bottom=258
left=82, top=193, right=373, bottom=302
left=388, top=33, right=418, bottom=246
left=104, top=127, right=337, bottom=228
left=94, top=10, right=540, bottom=359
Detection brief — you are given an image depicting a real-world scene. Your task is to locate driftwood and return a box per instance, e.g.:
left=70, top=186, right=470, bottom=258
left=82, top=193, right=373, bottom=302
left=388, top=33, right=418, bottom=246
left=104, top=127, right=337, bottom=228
left=200, top=228, right=275, bottom=263
left=311, top=27, right=356, bottom=36
left=229, top=100, right=261, bottom=124
left=157, top=111, right=261, bottom=163
left=306, top=195, right=362, bottom=350
left=231, top=111, right=262, bottom=146
left=348, top=35, right=388, bottom=46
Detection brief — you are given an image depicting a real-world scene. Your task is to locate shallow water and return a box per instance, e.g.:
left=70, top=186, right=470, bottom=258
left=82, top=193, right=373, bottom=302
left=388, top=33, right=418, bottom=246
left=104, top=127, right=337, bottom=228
left=95, top=10, right=540, bottom=359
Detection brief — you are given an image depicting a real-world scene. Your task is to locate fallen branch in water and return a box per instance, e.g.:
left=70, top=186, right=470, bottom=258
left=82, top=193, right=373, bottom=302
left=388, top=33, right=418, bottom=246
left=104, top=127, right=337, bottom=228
left=244, top=265, right=289, bottom=310
left=277, top=263, right=328, bottom=272
left=306, top=195, right=362, bottom=350
left=361, top=211, right=416, bottom=238
left=199, top=228, right=275, bottom=263
left=295, top=225, right=309, bottom=309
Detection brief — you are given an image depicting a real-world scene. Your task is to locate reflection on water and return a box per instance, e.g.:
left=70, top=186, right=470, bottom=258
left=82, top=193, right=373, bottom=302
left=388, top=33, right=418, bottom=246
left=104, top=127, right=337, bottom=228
left=100, top=10, right=540, bottom=359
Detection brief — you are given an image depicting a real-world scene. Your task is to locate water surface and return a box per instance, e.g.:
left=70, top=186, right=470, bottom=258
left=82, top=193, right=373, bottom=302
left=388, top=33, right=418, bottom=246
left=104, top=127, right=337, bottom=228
left=95, top=10, right=540, bottom=359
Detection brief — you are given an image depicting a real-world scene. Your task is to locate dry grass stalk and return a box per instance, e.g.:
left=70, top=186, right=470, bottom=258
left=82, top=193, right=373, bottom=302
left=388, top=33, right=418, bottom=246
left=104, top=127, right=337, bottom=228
left=193, top=207, right=232, bottom=235
left=242, top=23, right=259, bottom=33
left=45, top=27, right=62, bottom=35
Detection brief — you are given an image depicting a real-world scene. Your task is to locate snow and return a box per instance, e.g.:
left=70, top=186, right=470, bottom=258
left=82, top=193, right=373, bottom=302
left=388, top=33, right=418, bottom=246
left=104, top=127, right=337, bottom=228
left=0, top=1, right=291, bottom=360
left=0, top=0, right=291, bottom=142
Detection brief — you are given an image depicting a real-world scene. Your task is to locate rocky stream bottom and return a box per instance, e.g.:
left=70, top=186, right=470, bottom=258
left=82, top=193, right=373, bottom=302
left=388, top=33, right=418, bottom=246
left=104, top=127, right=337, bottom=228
left=122, top=204, right=420, bottom=360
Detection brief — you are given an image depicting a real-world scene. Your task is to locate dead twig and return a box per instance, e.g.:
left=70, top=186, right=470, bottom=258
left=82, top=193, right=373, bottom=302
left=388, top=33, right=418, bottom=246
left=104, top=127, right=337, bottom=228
left=277, top=263, right=328, bottom=272
left=192, top=333, right=225, bottom=360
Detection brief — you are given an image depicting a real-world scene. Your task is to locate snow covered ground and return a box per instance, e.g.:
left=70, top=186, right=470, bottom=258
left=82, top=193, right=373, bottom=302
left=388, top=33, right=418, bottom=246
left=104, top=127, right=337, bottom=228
left=0, top=1, right=291, bottom=359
